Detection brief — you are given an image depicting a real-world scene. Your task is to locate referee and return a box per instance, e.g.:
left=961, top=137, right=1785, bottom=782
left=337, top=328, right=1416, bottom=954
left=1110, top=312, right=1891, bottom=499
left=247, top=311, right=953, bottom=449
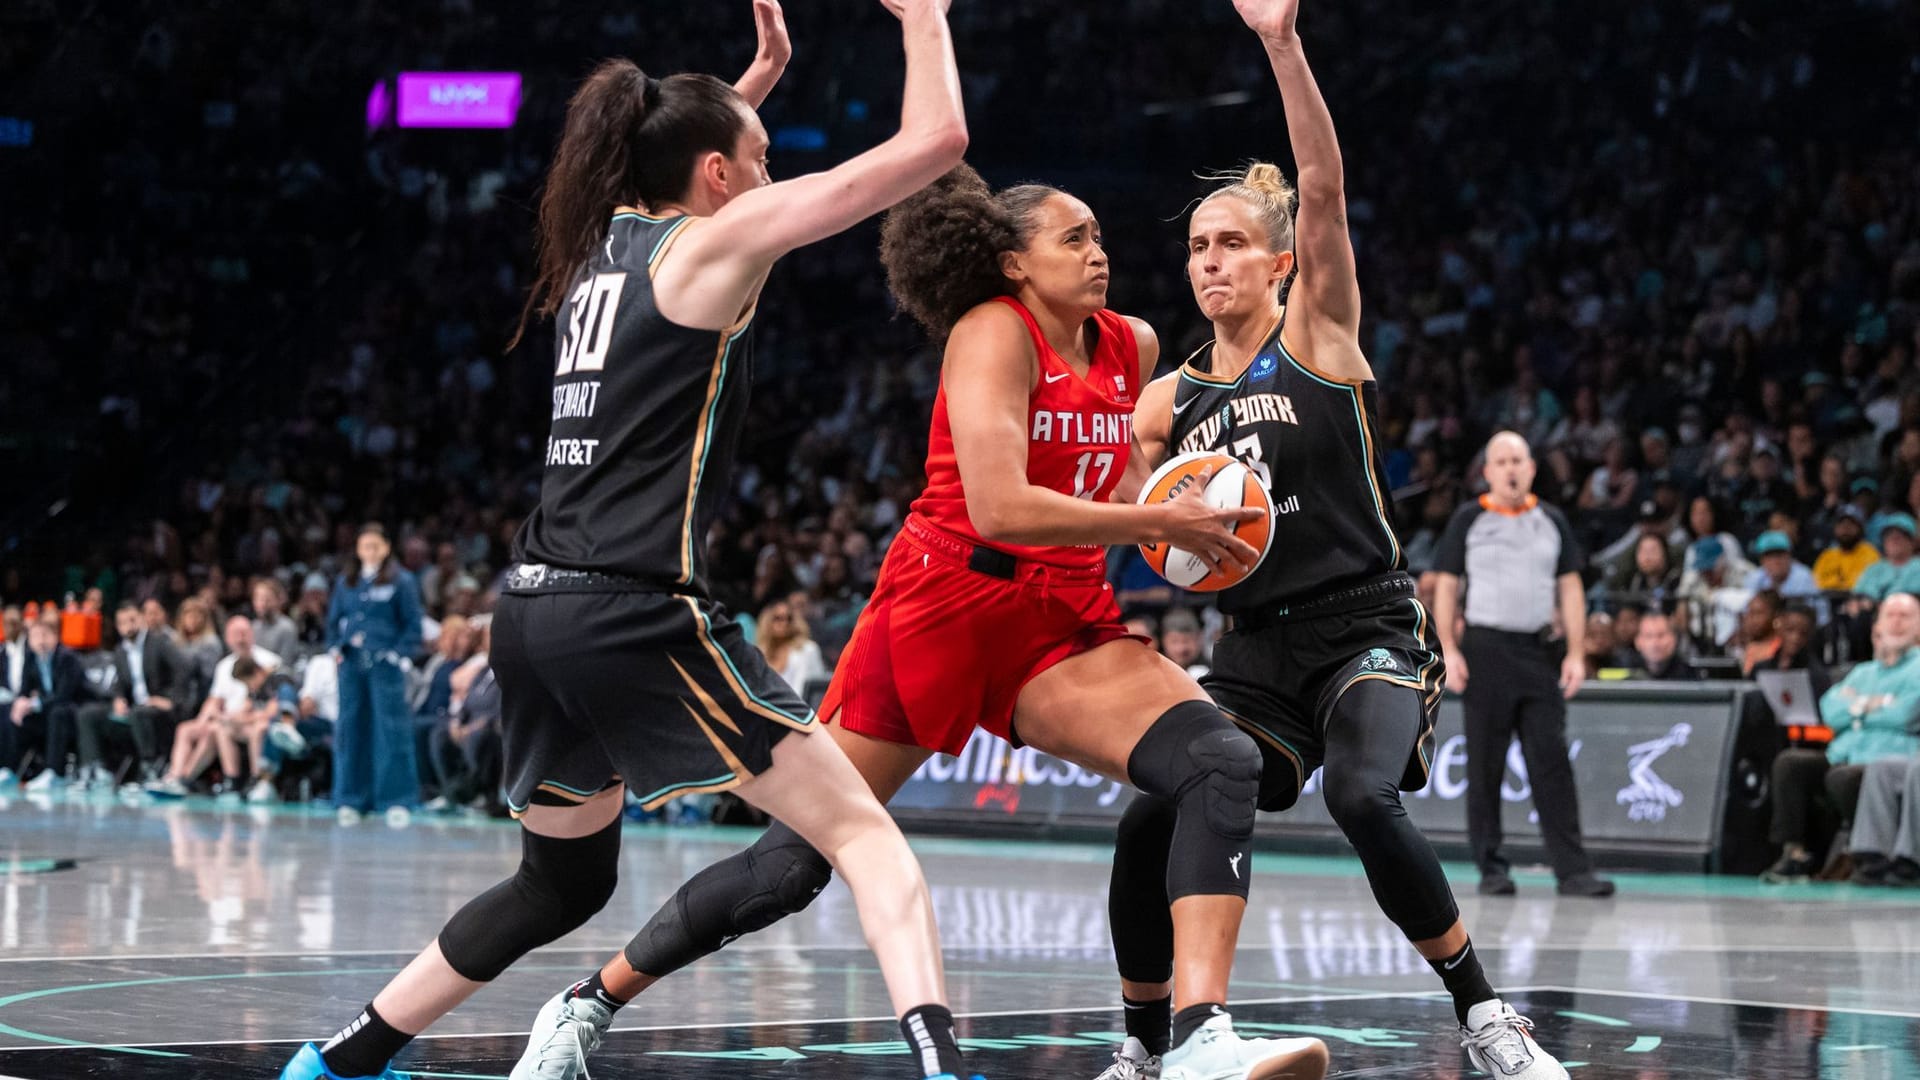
left=1433, top=431, right=1616, bottom=898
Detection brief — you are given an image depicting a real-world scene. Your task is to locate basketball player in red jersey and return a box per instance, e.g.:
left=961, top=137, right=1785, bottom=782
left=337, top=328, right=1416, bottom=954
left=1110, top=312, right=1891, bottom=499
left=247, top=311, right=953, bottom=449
left=517, top=166, right=1328, bottom=1080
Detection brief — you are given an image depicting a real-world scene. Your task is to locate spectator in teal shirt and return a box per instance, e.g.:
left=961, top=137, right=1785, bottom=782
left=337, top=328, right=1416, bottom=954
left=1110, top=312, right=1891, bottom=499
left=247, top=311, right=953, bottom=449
left=1853, top=514, right=1920, bottom=602
left=1762, top=593, right=1920, bottom=883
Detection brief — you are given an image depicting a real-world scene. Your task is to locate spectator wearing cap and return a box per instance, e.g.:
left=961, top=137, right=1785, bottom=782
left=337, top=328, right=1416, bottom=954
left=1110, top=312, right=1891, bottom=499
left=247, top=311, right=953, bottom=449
left=1854, top=514, right=1920, bottom=603
left=1745, top=531, right=1827, bottom=624
left=1813, top=506, right=1879, bottom=594
left=1595, top=499, right=1681, bottom=592
left=1762, top=594, right=1920, bottom=883
left=1677, top=535, right=1755, bottom=651
left=1736, top=446, right=1792, bottom=540
left=291, top=572, right=331, bottom=657
left=1852, top=476, right=1884, bottom=524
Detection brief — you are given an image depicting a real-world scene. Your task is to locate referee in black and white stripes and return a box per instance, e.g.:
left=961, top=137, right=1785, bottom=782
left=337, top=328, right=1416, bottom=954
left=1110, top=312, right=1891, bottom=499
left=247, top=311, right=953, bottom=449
left=1432, top=431, right=1616, bottom=898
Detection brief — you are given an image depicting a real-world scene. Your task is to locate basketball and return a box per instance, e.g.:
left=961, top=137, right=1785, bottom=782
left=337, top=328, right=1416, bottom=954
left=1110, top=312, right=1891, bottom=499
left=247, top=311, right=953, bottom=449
left=1136, top=450, right=1276, bottom=591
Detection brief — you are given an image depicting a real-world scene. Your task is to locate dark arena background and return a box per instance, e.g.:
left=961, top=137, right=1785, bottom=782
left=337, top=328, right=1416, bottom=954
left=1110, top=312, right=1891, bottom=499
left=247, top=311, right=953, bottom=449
left=3, top=1, right=1919, bottom=1078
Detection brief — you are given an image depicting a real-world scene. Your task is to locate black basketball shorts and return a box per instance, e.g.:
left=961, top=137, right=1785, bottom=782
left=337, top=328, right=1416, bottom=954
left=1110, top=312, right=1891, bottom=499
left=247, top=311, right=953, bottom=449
left=1204, top=586, right=1445, bottom=812
left=491, top=588, right=816, bottom=816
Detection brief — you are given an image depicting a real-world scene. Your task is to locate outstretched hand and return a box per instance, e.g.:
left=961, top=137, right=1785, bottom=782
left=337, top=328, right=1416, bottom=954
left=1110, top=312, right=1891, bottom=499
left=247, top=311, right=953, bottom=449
left=1231, top=0, right=1299, bottom=44
left=751, top=0, right=791, bottom=70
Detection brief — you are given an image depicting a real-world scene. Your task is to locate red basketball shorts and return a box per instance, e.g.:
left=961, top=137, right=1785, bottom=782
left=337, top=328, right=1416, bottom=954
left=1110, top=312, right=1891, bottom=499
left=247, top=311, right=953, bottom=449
left=820, top=518, right=1143, bottom=757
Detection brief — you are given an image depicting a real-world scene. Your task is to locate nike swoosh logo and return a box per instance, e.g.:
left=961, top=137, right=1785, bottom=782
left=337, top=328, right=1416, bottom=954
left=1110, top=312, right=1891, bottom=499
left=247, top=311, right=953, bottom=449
left=1444, top=947, right=1473, bottom=970
left=1045, top=372, right=1069, bottom=384
left=1171, top=398, right=1195, bottom=415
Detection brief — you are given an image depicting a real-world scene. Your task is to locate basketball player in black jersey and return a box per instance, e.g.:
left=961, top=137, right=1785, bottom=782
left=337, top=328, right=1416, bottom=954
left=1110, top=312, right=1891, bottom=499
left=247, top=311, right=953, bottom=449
left=1096, top=2, right=1569, bottom=1079
left=278, top=4, right=983, bottom=1080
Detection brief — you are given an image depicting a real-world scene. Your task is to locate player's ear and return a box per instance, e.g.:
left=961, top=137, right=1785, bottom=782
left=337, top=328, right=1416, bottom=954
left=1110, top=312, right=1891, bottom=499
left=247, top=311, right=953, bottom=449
left=1272, top=249, right=1296, bottom=287
left=698, top=150, right=731, bottom=200
left=998, top=249, right=1026, bottom=285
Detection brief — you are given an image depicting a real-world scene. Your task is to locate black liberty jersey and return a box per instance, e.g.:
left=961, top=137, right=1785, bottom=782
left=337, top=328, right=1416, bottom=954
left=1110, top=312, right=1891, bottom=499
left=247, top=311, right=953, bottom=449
left=1168, top=312, right=1404, bottom=614
left=513, top=212, right=753, bottom=595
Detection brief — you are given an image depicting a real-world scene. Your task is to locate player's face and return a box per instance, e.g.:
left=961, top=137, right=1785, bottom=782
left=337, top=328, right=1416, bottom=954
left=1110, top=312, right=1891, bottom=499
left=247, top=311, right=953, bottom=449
left=723, top=109, right=773, bottom=198
left=1187, top=199, right=1293, bottom=322
left=1002, top=195, right=1108, bottom=314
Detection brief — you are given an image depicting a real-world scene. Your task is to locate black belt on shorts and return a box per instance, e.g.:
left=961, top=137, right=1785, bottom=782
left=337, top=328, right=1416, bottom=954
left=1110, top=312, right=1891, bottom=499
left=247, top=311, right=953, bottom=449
left=1227, top=572, right=1417, bottom=631
left=503, top=563, right=657, bottom=593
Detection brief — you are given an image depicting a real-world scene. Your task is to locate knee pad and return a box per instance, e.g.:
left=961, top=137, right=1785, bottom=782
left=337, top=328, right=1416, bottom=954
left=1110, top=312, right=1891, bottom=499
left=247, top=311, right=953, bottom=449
left=625, top=824, right=832, bottom=978
left=438, top=817, right=621, bottom=982
left=1127, top=701, right=1262, bottom=900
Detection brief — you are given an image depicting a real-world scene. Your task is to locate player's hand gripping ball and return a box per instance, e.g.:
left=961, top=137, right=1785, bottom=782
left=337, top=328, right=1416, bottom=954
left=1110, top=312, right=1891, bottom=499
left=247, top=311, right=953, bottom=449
left=1136, top=450, right=1275, bottom=591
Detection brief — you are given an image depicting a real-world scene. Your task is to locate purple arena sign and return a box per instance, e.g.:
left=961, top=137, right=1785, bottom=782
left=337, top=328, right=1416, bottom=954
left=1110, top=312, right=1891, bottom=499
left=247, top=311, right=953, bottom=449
left=396, top=72, right=522, bottom=129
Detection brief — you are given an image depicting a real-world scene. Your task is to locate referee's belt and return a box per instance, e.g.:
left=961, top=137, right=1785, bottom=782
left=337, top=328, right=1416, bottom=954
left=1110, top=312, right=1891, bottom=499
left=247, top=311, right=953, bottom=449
left=503, top=563, right=658, bottom=593
left=1227, top=573, right=1416, bottom=631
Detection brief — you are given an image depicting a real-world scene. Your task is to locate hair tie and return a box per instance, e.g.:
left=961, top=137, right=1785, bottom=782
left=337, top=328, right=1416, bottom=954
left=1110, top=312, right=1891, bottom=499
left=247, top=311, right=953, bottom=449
left=641, top=75, right=663, bottom=110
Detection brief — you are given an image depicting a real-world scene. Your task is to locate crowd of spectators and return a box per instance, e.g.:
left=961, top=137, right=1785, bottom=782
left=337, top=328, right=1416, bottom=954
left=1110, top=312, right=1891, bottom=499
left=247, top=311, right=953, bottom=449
left=4, top=0, right=1920, bottom=856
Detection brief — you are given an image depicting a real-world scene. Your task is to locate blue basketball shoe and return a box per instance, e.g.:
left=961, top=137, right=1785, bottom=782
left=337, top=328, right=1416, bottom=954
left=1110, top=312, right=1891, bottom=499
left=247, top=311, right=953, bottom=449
left=278, top=1042, right=408, bottom=1080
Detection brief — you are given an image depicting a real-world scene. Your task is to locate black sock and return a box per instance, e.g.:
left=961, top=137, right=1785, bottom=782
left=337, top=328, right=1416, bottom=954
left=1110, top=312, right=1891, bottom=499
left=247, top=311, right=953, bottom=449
left=1123, top=993, right=1172, bottom=1057
left=321, top=1002, right=413, bottom=1079
left=1171, top=1002, right=1225, bottom=1049
left=565, top=970, right=631, bottom=1012
left=899, top=1003, right=966, bottom=1078
left=1427, top=940, right=1497, bottom=1025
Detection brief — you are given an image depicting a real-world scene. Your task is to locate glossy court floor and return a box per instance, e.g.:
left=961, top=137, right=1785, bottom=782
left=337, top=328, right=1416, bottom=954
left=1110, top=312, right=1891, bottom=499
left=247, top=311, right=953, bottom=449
left=1, top=798, right=1916, bottom=1079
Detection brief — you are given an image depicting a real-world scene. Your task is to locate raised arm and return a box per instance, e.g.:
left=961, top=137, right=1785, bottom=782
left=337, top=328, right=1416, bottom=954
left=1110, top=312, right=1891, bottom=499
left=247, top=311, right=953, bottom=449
left=732, top=0, right=791, bottom=109
left=944, top=305, right=1257, bottom=566
left=662, top=0, right=967, bottom=324
left=1233, top=0, right=1364, bottom=366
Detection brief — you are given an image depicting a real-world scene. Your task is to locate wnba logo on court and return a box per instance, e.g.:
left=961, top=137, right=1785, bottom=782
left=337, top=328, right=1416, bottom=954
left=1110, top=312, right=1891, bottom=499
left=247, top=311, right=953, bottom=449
left=1615, top=723, right=1692, bottom=822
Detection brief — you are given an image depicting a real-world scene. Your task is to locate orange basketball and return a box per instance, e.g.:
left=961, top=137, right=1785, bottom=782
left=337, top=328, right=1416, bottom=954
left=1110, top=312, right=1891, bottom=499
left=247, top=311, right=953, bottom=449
left=1136, top=450, right=1275, bottom=591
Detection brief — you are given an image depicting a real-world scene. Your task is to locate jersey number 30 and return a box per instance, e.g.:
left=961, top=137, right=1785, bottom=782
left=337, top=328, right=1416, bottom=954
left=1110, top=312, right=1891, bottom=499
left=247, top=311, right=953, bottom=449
left=556, top=272, right=627, bottom=376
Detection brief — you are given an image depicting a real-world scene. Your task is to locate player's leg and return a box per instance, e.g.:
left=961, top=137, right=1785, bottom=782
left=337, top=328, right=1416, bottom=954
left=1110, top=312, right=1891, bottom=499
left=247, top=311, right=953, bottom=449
left=719, top=728, right=976, bottom=1077
left=564, top=721, right=933, bottom=1013
left=279, top=790, right=625, bottom=1080
left=1321, top=680, right=1566, bottom=1080
left=1015, top=639, right=1323, bottom=1080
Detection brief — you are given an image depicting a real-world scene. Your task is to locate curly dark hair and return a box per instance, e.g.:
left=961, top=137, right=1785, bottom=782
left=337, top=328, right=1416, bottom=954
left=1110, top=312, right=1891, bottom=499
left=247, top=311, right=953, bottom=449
left=878, top=164, right=1061, bottom=338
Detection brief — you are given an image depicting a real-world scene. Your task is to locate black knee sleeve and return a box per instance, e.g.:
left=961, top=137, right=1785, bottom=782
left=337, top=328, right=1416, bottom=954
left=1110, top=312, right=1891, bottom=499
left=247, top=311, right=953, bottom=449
left=438, top=817, right=621, bottom=982
left=1127, top=700, right=1261, bottom=901
left=1109, top=793, right=1178, bottom=983
left=1325, top=681, right=1459, bottom=941
left=624, top=822, right=832, bottom=978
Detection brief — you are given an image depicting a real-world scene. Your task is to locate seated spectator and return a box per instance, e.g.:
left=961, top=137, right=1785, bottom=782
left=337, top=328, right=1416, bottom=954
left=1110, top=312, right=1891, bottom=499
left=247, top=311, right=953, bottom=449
left=1852, top=513, right=1920, bottom=603
left=1677, top=537, right=1754, bottom=651
left=1159, top=608, right=1210, bottom=679
left=74, top=602, right=192, bottom=787
left=1745, top=531, right=1827, bottom=624
left=1631, top=611, right=1696, bottom=681
left=1734, top=590, right=1786, bottom=675
left=4, top=620, right=88, bottom=791
left=426, top=619, right=500, bottom=813
left=0, top=608, right=27, bottom=740
left=1681, top=497, right=1751, bottom=581
left=145, top=614, right=280, bottom=796
left=173, top=598, right=224, bottom=706
left=1847, top=753, right=1920, bottom=886
left=756, top=598, right=828, bottom=696
left=249, top=652, right=338, bottom=803
left=1766, top=602, right=1834, bottom=700
left=1813, top=506, right=1879, bottom=594
left=1615, top=532, right=1681, bottom=612
left=249, top=577, right=301, bottom=662
left=1762, top=593, right=1920, bottom=883
left=1612, top=603, right=1644, bottom=666
left=1583, top=611, right=1622, bottom=677
left=291, top=573, right=332, bottom=658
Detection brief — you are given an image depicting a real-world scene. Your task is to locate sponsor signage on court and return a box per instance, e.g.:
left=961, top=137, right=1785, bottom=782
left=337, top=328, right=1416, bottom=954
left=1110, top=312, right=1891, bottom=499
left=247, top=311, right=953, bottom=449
left=891, top=684, right=1743, bottom=858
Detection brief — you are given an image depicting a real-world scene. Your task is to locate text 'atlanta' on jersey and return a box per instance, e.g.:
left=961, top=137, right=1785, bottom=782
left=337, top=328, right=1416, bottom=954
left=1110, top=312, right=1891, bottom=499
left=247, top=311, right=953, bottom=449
left=1169, top=309, right=1403, bottom=613
left=512, top=211, right=752, bottom=596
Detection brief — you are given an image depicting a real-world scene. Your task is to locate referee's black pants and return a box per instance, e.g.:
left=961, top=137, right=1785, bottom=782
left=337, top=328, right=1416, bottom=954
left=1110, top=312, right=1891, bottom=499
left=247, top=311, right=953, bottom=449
left=1461, top=626, right=1594, bottom=880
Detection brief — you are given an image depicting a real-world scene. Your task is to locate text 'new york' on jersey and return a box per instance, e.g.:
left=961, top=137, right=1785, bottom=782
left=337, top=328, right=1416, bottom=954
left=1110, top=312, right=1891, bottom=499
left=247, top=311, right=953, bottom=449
left=513, top=212, right=754, bottom=596
left=1168, top=310, right=1403, bottom=613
